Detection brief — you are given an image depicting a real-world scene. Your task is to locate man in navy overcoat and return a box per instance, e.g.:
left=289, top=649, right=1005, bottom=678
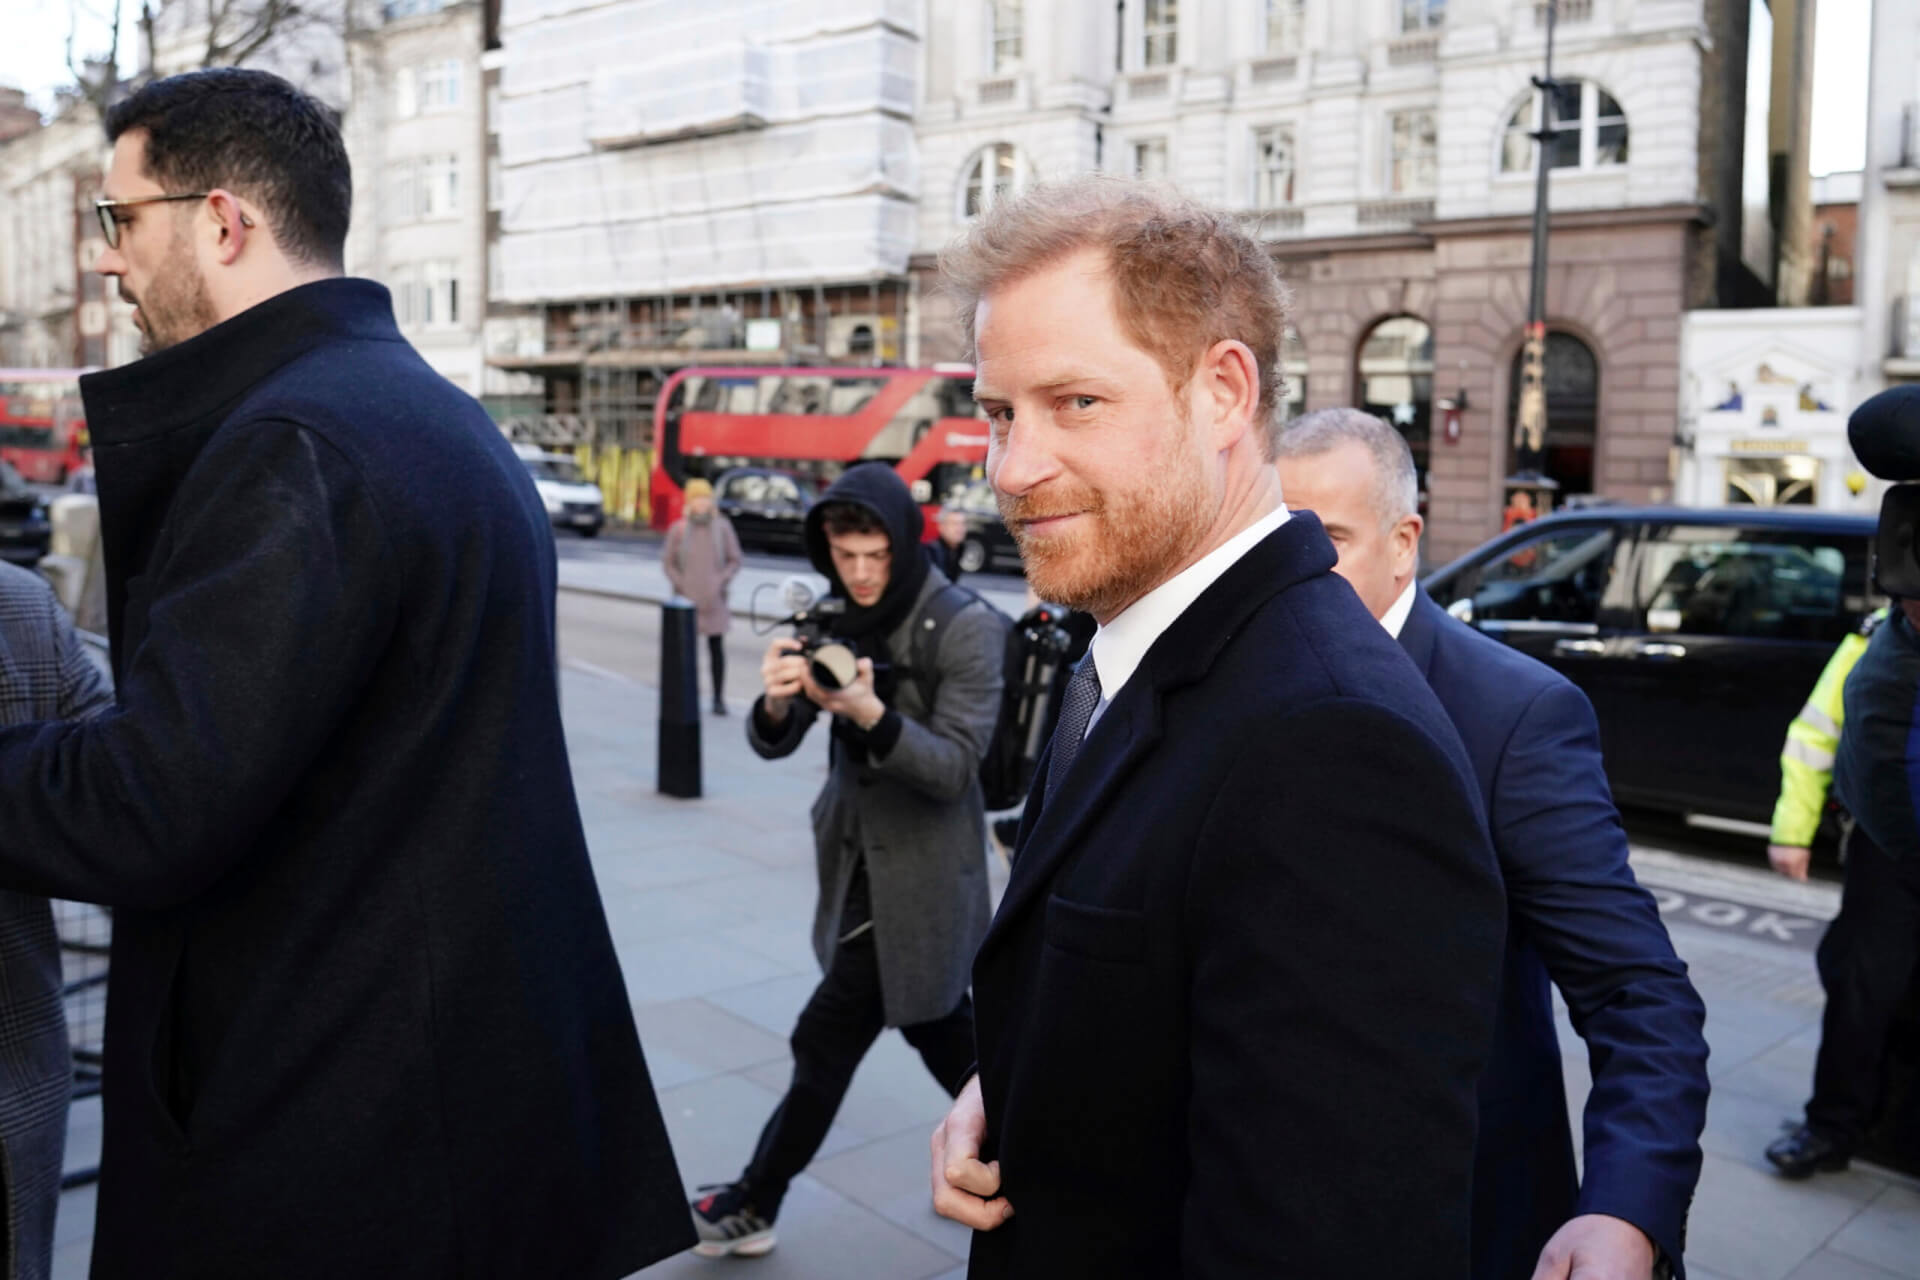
left=1280, top=408, right=1710, bottom=1280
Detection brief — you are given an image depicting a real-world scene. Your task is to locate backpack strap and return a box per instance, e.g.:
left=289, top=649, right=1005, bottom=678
left=909, top=582, right=988, bottom=710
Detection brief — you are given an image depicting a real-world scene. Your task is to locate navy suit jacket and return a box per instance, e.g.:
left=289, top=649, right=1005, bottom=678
left=968, top=515, right=1508, bottom=1279
left=1399, top=587, right=1710, bottom=1279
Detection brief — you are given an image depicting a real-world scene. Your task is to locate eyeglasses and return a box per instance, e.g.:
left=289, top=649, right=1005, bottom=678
left=94, top=193, right=254, bottom=249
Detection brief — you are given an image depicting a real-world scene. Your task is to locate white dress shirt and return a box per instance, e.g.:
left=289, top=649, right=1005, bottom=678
left=1083, top=504, right=1291, bottom=734
left=1380, top=579, right=1418, bottom=639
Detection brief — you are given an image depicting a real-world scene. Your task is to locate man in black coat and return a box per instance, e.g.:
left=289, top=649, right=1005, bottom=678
left=1278, top=409, right=1709, bottom=1280
left=929, top=178, right=1507, bottom=1276
left=0, top=70, right=690, bottom=1277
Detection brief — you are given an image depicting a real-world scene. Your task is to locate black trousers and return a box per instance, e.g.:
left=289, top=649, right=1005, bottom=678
left=707, top=635, right=726, bottom=705
left=742, top=880, right=975, bottom=1215
left=1808, top=825, right=1920, bottom=1145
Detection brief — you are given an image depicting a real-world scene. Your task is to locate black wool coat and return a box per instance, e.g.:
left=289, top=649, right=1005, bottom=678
left=968, top=514, right=1508, bottom=1279
left=0, top=279, right=691, bottom=1277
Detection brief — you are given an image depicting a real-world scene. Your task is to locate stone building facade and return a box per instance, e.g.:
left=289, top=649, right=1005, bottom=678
left=1857, top=0, right=1920, bottom=390
left=342, top=0, right=498, bottom=396
left=914, top=0, right=1758, bottom=563
left=0, top=102, right=140, bottom=371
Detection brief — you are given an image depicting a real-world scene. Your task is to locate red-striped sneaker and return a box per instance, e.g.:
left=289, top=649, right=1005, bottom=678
left=689, top=1182, right=777, bottom=1258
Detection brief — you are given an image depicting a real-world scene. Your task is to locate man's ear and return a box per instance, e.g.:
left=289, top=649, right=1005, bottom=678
left=1197, top=339, right=1260, bottom=450
left=1395, top=513, right=1425, bottom=572
left=204, top=189, right=253, bottom=266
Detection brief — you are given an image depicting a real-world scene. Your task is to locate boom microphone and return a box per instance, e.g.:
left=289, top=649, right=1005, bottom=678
left=1849, top=385, right=1920, bottom=482
left=1850, top=386, right=1920, bottom=597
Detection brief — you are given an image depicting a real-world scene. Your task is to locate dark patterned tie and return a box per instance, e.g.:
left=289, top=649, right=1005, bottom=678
left=1046, top=654, right=1102, bottom=797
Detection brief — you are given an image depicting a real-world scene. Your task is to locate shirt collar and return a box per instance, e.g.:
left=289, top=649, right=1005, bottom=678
left=1380, top=579, right=1419, bottom=639
left=1088, top=504, right=1290, bottom=706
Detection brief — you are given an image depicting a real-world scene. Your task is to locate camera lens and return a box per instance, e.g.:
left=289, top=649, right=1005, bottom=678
left=809, top=643, right=860, bottom=691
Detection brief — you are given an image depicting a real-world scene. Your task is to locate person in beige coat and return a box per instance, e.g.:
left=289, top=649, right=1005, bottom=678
left=664, top=478, right=744, bottom=714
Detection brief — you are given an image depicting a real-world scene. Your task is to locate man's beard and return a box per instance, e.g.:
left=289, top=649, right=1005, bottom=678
left=997, top=422, right=1214, bottom=621
left=124, top=241, right=218, bottom=356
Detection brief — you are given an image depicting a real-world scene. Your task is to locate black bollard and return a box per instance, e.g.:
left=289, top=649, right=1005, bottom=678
left=658, top=598, right=703, bottom=798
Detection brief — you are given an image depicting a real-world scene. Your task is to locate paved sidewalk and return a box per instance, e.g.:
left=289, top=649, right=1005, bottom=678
left=46, top=662, right=1920, bottom=1278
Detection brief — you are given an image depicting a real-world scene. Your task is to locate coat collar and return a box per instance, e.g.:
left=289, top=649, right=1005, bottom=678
left=980, top=512, right=1340, bottom=958
left=80, top=278, right=402, bottom=447
left=1397, top=583, right=1446, bottom=680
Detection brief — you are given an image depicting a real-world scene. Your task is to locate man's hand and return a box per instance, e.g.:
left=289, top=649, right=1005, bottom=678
left=931, top=1075, right=1013, bottom=1230
left=800, top=656, right=887, bottom=732
left=759, top=637, right=809, bottom=724
left=1530, top=1214, right=1657, bottom=1280
left=1769, top=843, right=1812, bottom=882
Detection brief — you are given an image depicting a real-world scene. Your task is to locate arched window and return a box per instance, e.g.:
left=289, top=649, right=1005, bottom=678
left=1506, top=331, right=1598, bottom=497
left=962, top=143, right=1024, bottom=219
left=1499, top=79, right=1629, bottom=174
left=1356, top=316, right=1434, bottom=509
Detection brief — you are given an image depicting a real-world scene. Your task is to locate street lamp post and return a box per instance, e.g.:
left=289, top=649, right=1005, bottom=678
left=1509, top=0, right=1561, bottom=518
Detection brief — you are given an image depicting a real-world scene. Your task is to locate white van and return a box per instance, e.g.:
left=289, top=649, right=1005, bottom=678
left=513, top=444, right=605, bottom=537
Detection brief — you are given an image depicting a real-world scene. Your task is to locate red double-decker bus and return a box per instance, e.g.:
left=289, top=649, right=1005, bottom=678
left=0, top=369, right=92, bottom=484
left=649, top=366, right=989, bottom=532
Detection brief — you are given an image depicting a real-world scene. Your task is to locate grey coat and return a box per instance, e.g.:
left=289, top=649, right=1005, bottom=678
left=0, top=562, right=112, bottom=1280
left=663, top=514, right=742, bottom=637
left=749, top=571, right=1004, bottom=1026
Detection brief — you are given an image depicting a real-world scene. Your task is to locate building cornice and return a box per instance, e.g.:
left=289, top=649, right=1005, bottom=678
left=1421, top=203, right=1713, bottom=238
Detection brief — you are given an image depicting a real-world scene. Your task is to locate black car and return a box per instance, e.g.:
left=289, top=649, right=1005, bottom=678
left=0, top=462, right=50, bottom=566
left=947, top=479, right=1022, bottom=574
left=714, top=467, right=820, bottom=553
left=1423, top=505, right=1879, bottom=829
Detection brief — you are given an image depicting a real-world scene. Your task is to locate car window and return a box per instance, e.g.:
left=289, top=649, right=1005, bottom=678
left=1458, top=525, right=1616, bottom=627
left=1635, top=527, right=1853, bottom=642
left=730, top=474, right=772, bottom=503
left=523, top=457, right=585, bottom=484
left=957, top=480, right=1000, bottom=516
left=767, top=475, right=800, bottom=505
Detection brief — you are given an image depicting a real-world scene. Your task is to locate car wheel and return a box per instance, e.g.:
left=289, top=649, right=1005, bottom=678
left=959, top=536, right=988, bottom=575
left=578, top=525, right=601, bottom=539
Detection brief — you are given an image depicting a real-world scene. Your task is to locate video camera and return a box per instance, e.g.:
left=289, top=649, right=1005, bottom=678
left=764, top=577, right=863, bottom=691
left=1849, top=386, right=1920, bottom=597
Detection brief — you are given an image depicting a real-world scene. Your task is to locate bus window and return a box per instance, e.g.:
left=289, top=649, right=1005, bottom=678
left=720, top=378, right=763, bottom=413
left=865, top=379, right=942, bottom=460
left=768, top=376, right=830, bottom=415
left=828, top=377, right=885, bottom=415
left=937, top=375, right=979, bottom=420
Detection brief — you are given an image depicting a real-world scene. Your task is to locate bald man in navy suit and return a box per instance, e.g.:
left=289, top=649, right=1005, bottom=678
left=1278, top=408, right=1709, bottom=1280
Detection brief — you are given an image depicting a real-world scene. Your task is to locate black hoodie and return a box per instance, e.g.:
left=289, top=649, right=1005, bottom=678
left=796, top=463, right=937, bottom=761
left=804, top=462, right=933, bottom=644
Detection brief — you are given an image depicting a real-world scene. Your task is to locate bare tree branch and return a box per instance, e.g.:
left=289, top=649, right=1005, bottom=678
left=64, top=0, right=126, bottom=118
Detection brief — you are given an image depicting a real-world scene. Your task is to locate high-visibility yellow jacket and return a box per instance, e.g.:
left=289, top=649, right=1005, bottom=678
left=1771, top=609, right=1888, bottom=846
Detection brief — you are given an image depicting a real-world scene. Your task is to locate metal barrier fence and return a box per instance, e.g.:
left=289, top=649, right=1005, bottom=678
left=56, top=899, right=107, bottom=1189
left=60, top=627, right=113, bottom=1190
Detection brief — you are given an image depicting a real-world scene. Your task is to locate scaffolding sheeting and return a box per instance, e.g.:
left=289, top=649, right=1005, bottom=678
left=494, top=0, right=920, bottom=302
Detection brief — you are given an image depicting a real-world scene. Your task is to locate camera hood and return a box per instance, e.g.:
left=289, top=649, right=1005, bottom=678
left=1876, top=485, right=1920, bottom=599
left=1850, top=385, right=1920, bottom=482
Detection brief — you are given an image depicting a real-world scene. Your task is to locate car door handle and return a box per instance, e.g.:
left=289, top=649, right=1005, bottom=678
left=1634, top=642, right=1688, bottom=660
left=1552, top=638, right=1608, bottom=657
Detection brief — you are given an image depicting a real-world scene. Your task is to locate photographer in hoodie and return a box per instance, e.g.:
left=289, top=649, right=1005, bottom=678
left=688, top=463, right=1007, bottom=1259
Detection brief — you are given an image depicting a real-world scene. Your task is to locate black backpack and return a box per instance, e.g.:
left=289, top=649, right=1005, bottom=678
left=911, top=584, right=1081, bottom=812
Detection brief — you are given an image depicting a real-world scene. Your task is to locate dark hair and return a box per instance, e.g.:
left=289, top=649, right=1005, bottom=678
left=817, top=501, right=889, bottom=540
left=106, top=68, right=351, bottom=270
